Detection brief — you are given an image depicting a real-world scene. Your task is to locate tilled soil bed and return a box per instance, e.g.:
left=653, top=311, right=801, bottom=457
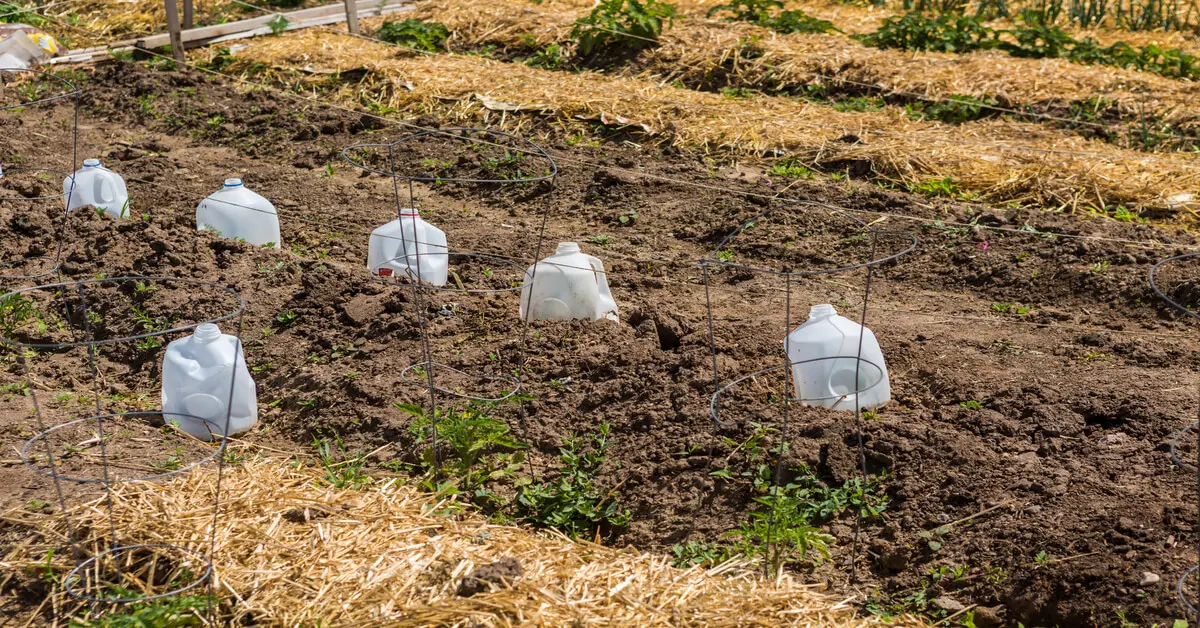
left=2, top=61, right=1200, bottom=626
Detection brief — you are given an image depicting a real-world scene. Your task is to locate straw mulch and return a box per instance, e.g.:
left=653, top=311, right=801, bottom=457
left=0, top=459, right=915, bottom=626
left=35, top=0, right=327, bottom=48
left=221, top=28, right=1200, bottom=212
left=389, top=0, right=1200, bottom=126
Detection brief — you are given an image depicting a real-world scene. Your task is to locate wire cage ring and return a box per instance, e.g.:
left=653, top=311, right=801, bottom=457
left=62, top=543, right=213, bottom=603
left=22, top=412, right=231, bottom=484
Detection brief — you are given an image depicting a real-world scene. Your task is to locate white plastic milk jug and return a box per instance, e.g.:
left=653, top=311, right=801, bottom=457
left=785, top=304, right=890, bottom=410
left=521, top=242, right=618, bottom=322
left=64, top=159, right=130, bottom=218
left=196, top=178, right=282, bottom=248
left=367, top=210, right=449, bottom=286
left=162, top=323, right=258, bottom=441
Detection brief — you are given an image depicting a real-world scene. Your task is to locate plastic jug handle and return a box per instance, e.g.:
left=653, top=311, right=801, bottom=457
left=94, top=176, right=113, bottom=206
left=584, top=254, right=613, bottom=301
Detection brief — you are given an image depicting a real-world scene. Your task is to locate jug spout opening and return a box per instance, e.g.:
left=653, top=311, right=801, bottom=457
left=224, top=178, right=243, bottom=187
left=193, top=323, right=222, bottom=343
left=809, top=304, right=837, bottom=320
left=83, top=158, right=101, bottom=168
left=556, top=242, right=581, bottom=254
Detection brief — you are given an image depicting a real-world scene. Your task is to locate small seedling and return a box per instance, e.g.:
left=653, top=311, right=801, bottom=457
left=275, top=309, right=299, bottom=327
left=960, top=400, right=983, bottom=410
left=586, top=234, right=613, bottom=246
left=267, top=14, right=289, bottom=36
left=313, top=435, right=373, bottom=489
left=918, top=525, right=951, bottom=551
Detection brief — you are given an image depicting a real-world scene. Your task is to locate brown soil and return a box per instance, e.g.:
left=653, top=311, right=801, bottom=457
left=3, top=61, right=1200, bottom=626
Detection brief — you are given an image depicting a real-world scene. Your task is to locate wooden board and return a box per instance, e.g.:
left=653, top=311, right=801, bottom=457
left=49, top=0, right=412, bottom=64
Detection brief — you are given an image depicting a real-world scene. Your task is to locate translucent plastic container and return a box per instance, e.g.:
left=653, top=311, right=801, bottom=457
left=521, top=242, right=618, bottom=322
left=367, top=211, right=449, bottom=286
left=785, top=304, right=890, bottom=410
left=63, top=159, right=130, bottom=219
left=162, top=323, right=258, bottom=441
left=196, top=178, right=282, bottom=248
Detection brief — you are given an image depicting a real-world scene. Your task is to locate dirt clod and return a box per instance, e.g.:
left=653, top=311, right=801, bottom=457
left=457, top=557, right=523, bottom=597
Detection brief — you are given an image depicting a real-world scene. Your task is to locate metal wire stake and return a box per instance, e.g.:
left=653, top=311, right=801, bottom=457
left=385, top=145, right=439, bottom=476
left=765, top=270, right=793, bottom=578
left=514, top=182, right=554, bottom=479
left=76, top=283, right=121, bottom=578
left=206, top=308, right=246, bottom=623
left=850, top=230, right=879, bottom=585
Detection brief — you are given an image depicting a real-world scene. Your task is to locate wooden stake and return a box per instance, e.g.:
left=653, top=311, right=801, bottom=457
left=183, top=0, right=194, bottom=29
left=163, top=0, right=186, bottom=65
left=343, top=0, right=360, bottom=34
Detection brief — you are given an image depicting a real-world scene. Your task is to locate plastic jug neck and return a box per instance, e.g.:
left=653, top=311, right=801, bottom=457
left=223, top=178, right=243, bottom=188
left=399, top=208, right=420, bottom=218
left=193, top=323, right=222, bottom=343
left=83, top=159, right=101, bottom=168
left=809, top=304, right=837, bottom=320
left=555, top=242, right=581, bottom=256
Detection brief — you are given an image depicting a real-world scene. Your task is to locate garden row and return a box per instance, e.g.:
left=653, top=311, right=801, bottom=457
left=371, top=0, right=1200, bottom=155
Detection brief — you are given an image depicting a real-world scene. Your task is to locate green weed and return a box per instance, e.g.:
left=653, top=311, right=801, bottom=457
left=572, top=0, right=677, bottom=57
left=516, top=423, right=630, bottom=538
left=397, top=402, right=527, bottom=508
left=377, top=19, right=450, bottom=52
left=313, top=435, right=373, bottom=489
left=708, top=0, right=838, bottom=34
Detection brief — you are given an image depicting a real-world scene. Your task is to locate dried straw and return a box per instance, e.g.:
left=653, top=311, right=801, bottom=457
left=1, top=459, right=918, bottom=626
left=222, top=28, right=1200, bottom=212
left=391, top=0, right=1200, bottom=126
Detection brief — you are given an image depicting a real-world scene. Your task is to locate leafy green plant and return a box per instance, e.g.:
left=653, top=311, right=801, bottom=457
left=908, top=177, right=962, bottom=197
left=275, top=309, right=298, bottom=327
left=70, top=592, right=210, bottom=627
left=266, top=14, right=290, bottom=36
left=571, top=0, right=677, bottom=57
left=729, top=487, right=836, bottom=571
left=1, top=382, right=30, bottom=396
left=671, top=540, right=733, bottom=568
left=856, top=12, right=999, bottom=53
left=516, top=423, right=630, bottom=538
left=832, top=96, right=885, bottom=113
left=991, top=302, right=1031, bottom=314
left=376, top=19, right=450, bottom=52
left=0, top=1, right=50, bottom=28
left=586, top=234, right=614, bottom=246
left=707, top=0, right=838, bottom=34
left=0, top=293, right=36, bottom=336
left=313, top=435, right=373, bottom=489
left=397, top=401, right=527, bottom=507
left=769, top=159, right=814, bottom=178
left=905, top=94, right=997, bottom=123
left=521, top=43, right=569, bottom=70
left=131, top=307, right=171, bottom=351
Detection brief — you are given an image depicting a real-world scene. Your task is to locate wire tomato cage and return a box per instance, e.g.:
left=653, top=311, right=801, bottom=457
left=0, top=276, right=246, bottom=619
left=341, top=127, right=558, bottom=473
left=700, top=199, right=916, bottom=578
left=0, top=66, right=82, bottom=283
left=1149, top=252, right=1200, bottom=617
